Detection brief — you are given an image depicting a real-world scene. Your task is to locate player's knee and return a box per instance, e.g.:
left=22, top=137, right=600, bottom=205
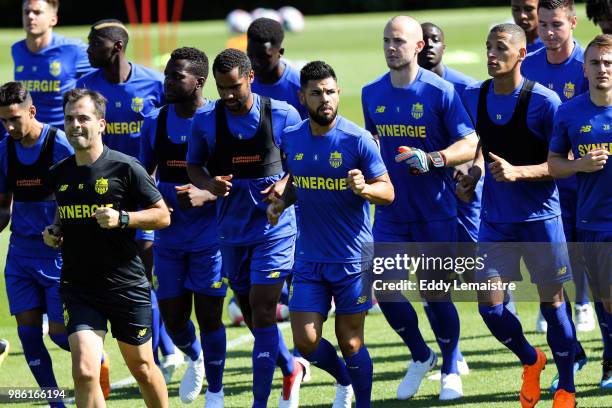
left=294, top=336, right=319, bottom=356
left=72, top=362, right=99, bottom=386
left=128, top=360, right=156, bottom=385
left=338, top=336, right=362, bottom=357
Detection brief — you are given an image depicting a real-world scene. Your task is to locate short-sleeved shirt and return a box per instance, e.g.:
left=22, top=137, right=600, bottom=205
left=140, top=104, right=217, bottom=250
left=0, top=125, right=73, bottom=258
left=442, top=65, right=477, bottom=97
left=549, top=93, right=612, bottom=231
left=282, top=116, right=387, bottom=262
left=187, top=94, right=301, bottom=245
left=76, top=63, right=164, bottom=158
left=252, top=62, right=308, bottom=119
left=527, top=37, right=545, bottom=54
left=12, top=34, right=92, bottom=128
left=462, top=79, right=562, bottom=223
left=47, top=147, right=163, bottom=290
left=361, top=68, right=475, bottom=227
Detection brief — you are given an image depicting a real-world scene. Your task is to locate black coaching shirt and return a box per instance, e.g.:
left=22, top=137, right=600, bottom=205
left=47, top=146, right=162, bottom=291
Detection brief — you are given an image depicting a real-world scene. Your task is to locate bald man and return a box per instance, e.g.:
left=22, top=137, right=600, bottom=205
left=361, top=15, right=478, bottom=401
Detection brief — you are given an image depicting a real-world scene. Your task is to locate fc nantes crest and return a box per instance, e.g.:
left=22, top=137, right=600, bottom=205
left=563, top=82, right=575, bottom=99
left=329, top=151, right=342, bottom=168
left=131, top=97, right=144, bottom=113
left=95, top=177, right=109, bottom=195
left=411, top=103, right=424, bottom=119
left=49, top=61, right=62, bottom=77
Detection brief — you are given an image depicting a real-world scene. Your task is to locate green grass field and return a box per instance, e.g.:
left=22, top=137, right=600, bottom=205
left=0, top=5, right=610, bottom=407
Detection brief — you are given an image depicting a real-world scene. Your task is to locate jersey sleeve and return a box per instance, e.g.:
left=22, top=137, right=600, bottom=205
left=358, top=132, right=387, bottom=180
left=549, top=108, right=572, bottom=154
left=74, top=42, right=93, bottom=78
left=52, top=130, right=75, bottom=164
left=0, top=142, right=8, bottom=194
left=536, top=93, right=561, bottom=142
left=442, top=86, right=475, bottom=143
left=139, top=115, right=157, bottom=172
left=361, top=90, right=376, bottom=134
left=128, top=159, right=163, bottom=208
left=187, top=114, right=211, bottom=165
left=278, top=105, right=301, bottom=146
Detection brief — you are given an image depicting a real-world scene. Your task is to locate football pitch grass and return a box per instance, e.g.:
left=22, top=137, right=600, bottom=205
left=0, top=5, right=609, bottom=407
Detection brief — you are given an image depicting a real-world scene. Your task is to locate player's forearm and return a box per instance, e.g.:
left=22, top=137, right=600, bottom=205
left=126, top=206, right=171, bottom=230
left=280, top=176, right=297, bottom=207
left=360, top=181, right=395, bottom=205
left=548, top=153, right=579, bottom=179
left=187, top=163, right=213, bottom=190
left=514, top=163, right=553, bottom=181
left=440, top=133, right=478, bottom=167
left=0, top=208, right=10, bottom=232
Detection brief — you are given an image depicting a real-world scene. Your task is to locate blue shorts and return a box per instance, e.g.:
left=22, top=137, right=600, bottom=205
left=373, top=218, right=457, bottom=243
left=289, top=260, right=372, bottom=317
left=153, top=245, right=226, bottom=299
left=221, top=235, right=295, bottom=295
left=577, top=229, right=612, bottom=300
left=477, top=216, right=572, bottom=285
left=4, top=251, right=64, bottom=323
left=136, top=229, right=155, bottom=242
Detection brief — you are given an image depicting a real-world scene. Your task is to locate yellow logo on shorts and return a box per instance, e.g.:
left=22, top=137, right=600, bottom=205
left=152, top=274, right=159, bottom=291
left=137, top=328, right=147, bottom=338
left=63, top=305, right=69, bottom=326
left=211, top=281, right=223, bottom=289
left=49, top=61, right=62, bottom=77
left=131, top=97, right=144, bottom=113
left=357, top=296, right=368, bottom=304
left=94, top=177, right=109, bottom=195
left=266, top=271, right=281, bottom=279
left=557, top=266, right=568, bottom=276
left=329, top=151, right=342, bottom=168
left=411, top=103, right=424, bottom=119
left=563, top=82, right=575, bottom=99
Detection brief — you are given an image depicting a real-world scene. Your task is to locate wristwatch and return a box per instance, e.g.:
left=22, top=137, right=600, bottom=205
left=119, top=210, right=130, bottom=229
left=428, top=151, right=447, bottom=168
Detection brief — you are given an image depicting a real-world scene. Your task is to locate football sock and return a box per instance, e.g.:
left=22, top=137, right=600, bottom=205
left=594, top=302, right=612, bottom=359
left=344, top=346, right=373, bottom=408
left=168, top=320, right=201, bottom=362
left=201, top=326, right=226, bottom=393
left=252, top=326, right=279, bottom=405
left=18, top=326, right=60, bottom=390
left=427, top=301, right=460, bottom=374
left=276, top=327, right=294, bottom=376
left=479, top=304, right=537, bottom=365
left=378, top=300, right=430, bottom=362
left=303, top=337, right=351, bottom=386
left=541, top=304, right=576, bottom=393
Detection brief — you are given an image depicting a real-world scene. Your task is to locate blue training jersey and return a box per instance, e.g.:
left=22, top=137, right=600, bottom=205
left=462, top=79, right=561, bottom=223
left=140, top=103, right=217, bottom=250
left=252, top=62, right=308, bottom=120
left=0, top=125, right=73, bottom=258
left=187, top=94, right=301, bottom=245
left=549, top=93, right=612, bottom=232
left=282, top=116, right=387, bottom=263
left=527, top=37, right=545, bottom=54
left=76, top=63, right=164, bottom=158
left=12, top=34, right=92, bottom=128
left=442, top=66, right=482, bottom=241
left=361, top=68, right=474, bottom=227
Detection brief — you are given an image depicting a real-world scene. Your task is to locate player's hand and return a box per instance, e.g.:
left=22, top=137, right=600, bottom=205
left=266, top=199, right=286, bottom=226
left=395, top=146, right=430, bottom=175
left=94, top=207, right=120, bottom=229
left=576, top=149, right=609, bottom=173
left=175, top=184, right=212, bottom=209
left=347, top=169, right=368, bottom=196
left=456, top=174, right=477, bottom=202
left=488, top=152, right=519, bottom=182
left=43, top=224, right=63, bottom=248
left=261, top=178, right=287, bottom=203
left=206, top=175, right=233, bottom=197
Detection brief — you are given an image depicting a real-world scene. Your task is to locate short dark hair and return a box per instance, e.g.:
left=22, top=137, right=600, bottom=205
left=90, top=19, right=129, bottom=46
left=247, top=18, right=285, bottom=47
left=23, top=0, right=59, bottom=12
left=538, top=0, right=576, bottom=16
left=300, top=61, right=337, bottom=88
left=0, top=81, right=32, bottom=108
left=585, top=33, right=612, bottom=56
left=171, top=47, right=209, bottom=80
left=63, top=88, right=107, bottom=120
left=212, top=48, right=252, bottom=77
left=489, top=23, right=527, bottom=47
left=587, top=0, right=612, bottom=23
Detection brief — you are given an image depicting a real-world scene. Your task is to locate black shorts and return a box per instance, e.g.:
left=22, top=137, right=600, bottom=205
left=61, top=283, right=152, bottom=346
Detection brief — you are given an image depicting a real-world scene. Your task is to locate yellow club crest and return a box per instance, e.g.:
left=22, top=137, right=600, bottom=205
left=94, top=177, right=109, bottom=195
left=131, top=97, right=144, bottom=113
left=411, top=102, right=424, bottom=119
left=329, top=151, right=342, bottom=168
left=49, top=61, right=62, bottom=77
left=563, top=82, right=575, bottom=99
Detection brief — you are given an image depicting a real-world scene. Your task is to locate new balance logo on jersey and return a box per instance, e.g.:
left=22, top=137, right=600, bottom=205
left=257, top=352, right=271, bottom=359
left=294, top=153, right=303, bottom=161
left=375, top=105, right=386, bottom=113
left=580, top=125, right=592, bottom=133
